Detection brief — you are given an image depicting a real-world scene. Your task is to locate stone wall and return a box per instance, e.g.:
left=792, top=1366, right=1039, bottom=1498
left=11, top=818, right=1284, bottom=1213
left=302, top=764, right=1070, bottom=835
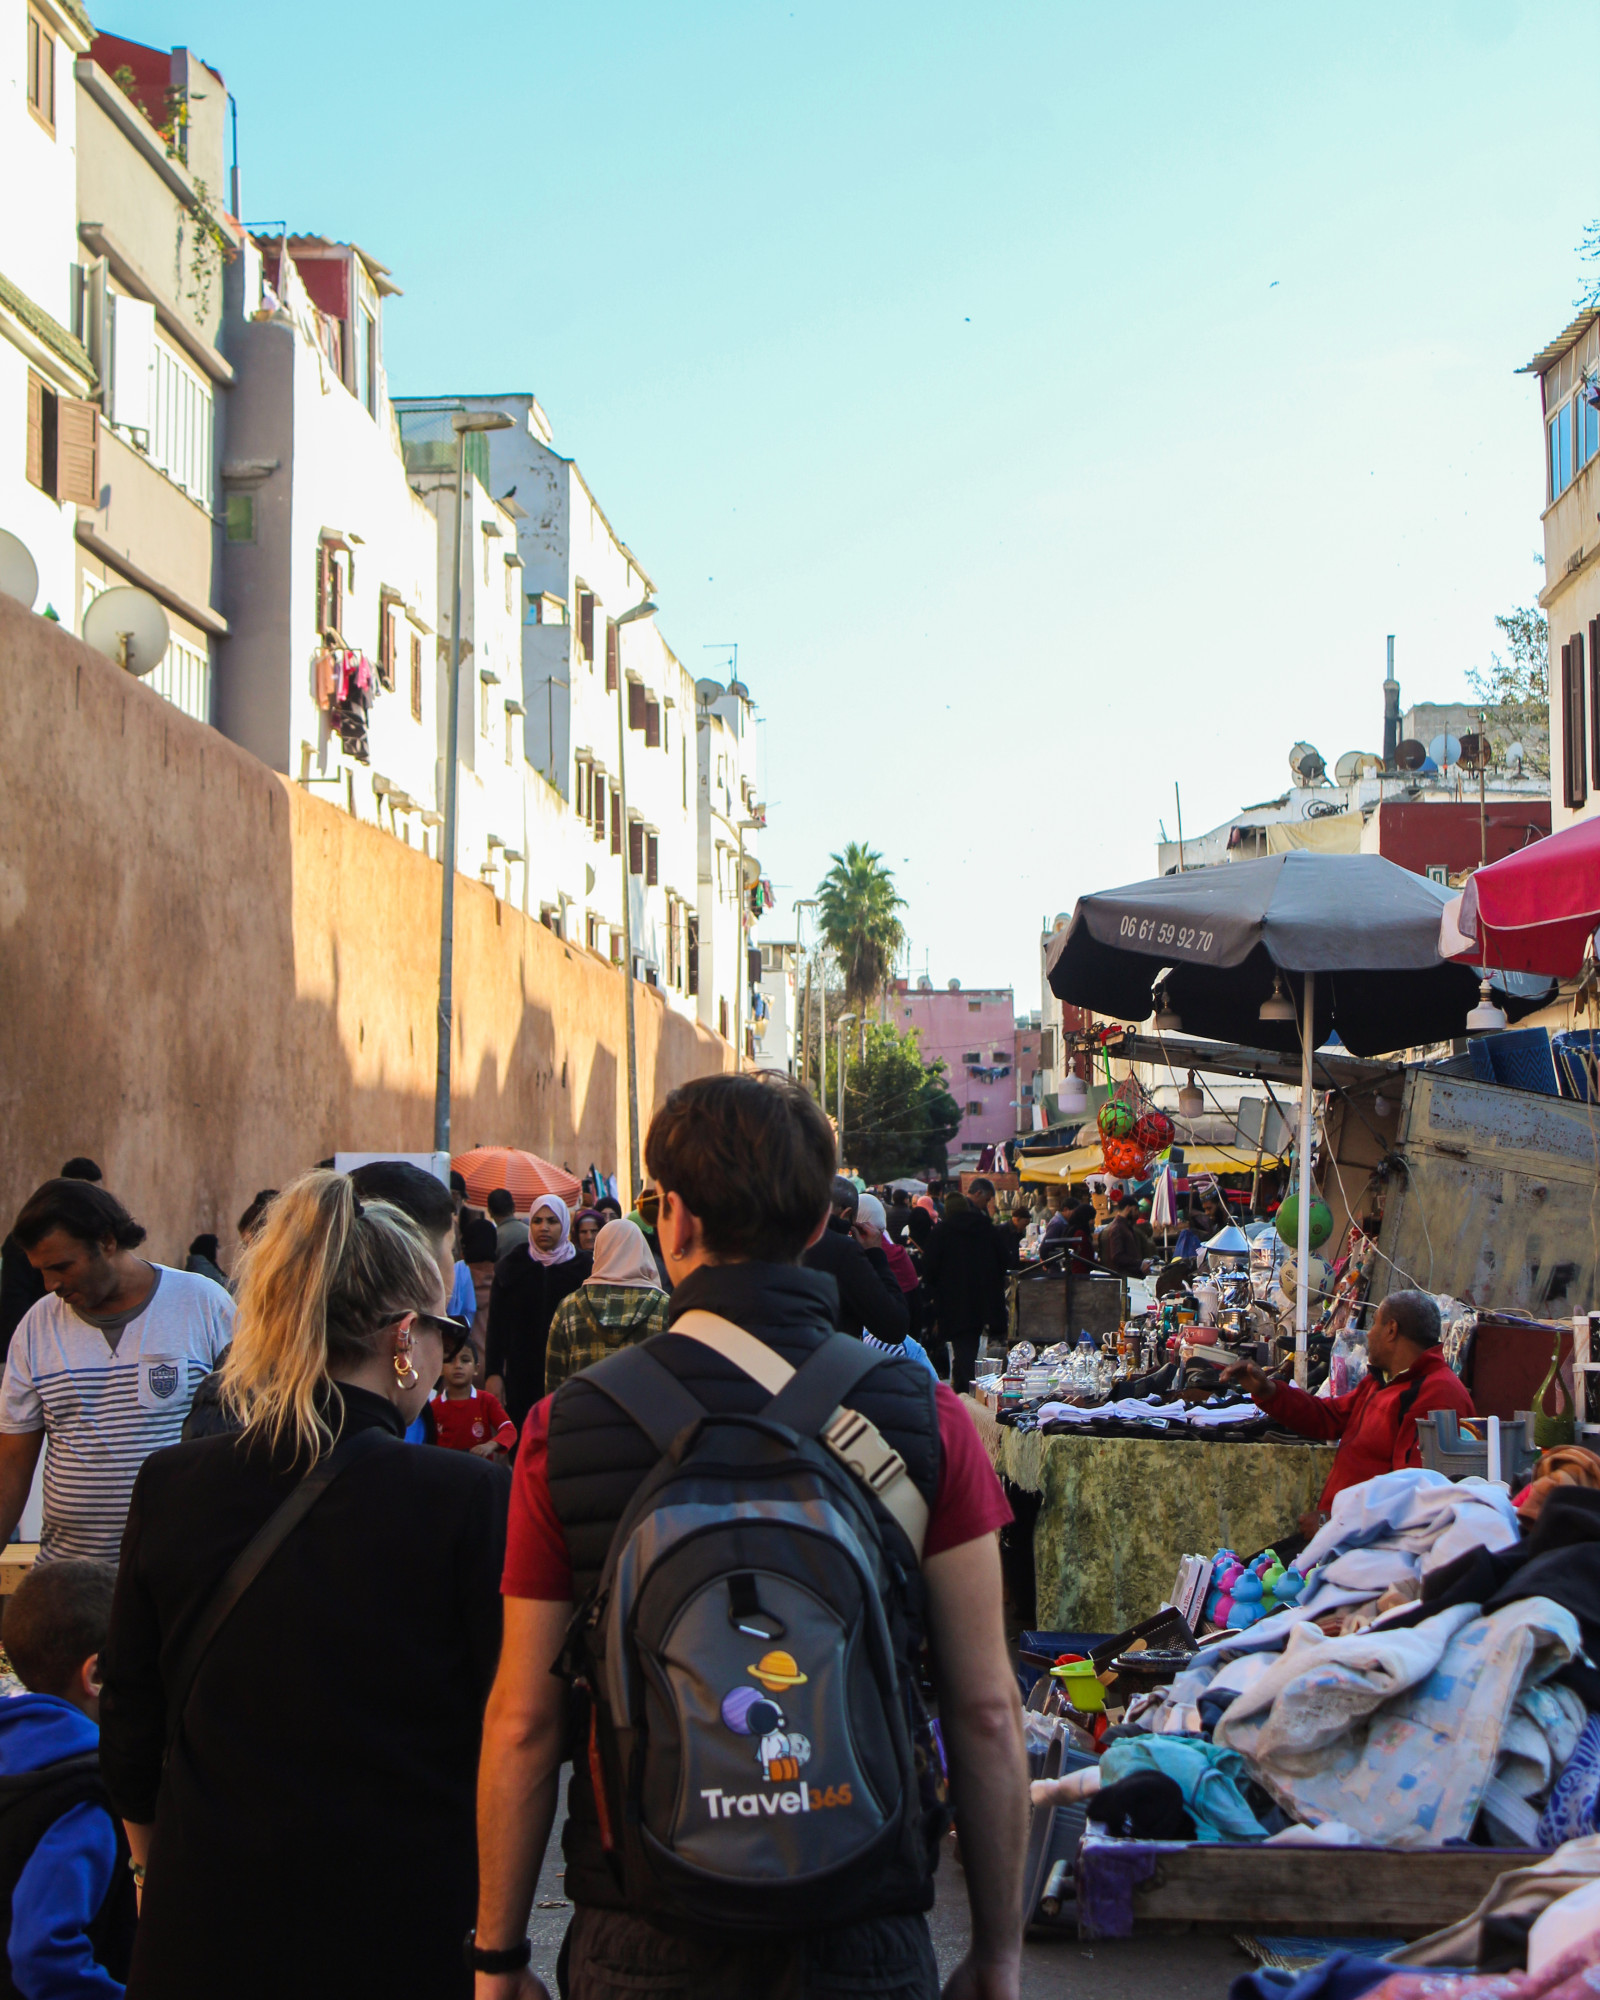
left=0, top=598, right=729, bottom=1265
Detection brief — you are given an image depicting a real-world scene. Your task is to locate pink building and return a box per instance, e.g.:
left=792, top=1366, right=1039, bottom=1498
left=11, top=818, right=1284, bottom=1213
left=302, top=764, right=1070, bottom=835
left=891, top=978, right=1017, bottom=1161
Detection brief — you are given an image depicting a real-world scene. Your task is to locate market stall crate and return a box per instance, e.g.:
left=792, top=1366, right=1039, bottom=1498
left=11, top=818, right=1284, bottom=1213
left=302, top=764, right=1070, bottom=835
left=1075, top=1832, right=1528, bottom=1940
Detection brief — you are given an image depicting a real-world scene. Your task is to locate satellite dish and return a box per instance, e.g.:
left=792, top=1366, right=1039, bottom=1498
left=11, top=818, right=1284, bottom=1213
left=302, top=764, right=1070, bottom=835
left=1288, top=740, right=1326, bottom=785
left=1426, top=732, right=1462, bottom=768
left=0, top=529, right=39, bottom=610
left=694, top=677, right=724, bottom=706
left=1333, top=750, right=1380, bottom=786
left=740, top=852, right=761, bottom=887
left=916, top=975, right=933, bottom=991
left=947, top=978, right=961, bottom=992
left=1505, top=741, right=1525, bottom=771
left=1458, top=733, right=1489, bottom=770
left=83, top=586, right=169, bottom=676
left=727, top=678, right=750, bottom=699
left=1394, top=738, right=1427, bottom=772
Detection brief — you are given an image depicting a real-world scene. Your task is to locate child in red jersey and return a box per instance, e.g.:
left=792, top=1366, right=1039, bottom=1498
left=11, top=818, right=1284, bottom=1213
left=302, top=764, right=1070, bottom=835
left=430, top=1337, right=515, bottom=1459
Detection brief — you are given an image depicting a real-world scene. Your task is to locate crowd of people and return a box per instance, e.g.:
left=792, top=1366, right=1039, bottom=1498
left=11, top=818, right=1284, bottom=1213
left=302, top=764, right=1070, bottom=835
left=0, top=1086, right=1028, bottom=2000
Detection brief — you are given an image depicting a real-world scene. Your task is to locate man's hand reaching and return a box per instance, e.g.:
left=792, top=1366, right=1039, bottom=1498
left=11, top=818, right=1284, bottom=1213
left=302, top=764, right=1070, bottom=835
left=1219, top=1357, right=1273, bottom=1403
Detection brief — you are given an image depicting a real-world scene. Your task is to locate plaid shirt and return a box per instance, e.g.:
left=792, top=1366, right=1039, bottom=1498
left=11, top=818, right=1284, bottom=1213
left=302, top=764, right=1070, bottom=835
left=544, top=1283, right=670, bottom=1394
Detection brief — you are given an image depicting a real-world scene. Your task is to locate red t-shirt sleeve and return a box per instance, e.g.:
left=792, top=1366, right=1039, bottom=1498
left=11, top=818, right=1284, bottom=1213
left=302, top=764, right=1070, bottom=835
left=925, top=1382, right=1012, bottom=1559
left=501, top=1378, right=1013, bottom=1598
left=503, top=1398, right=575, bottom=1601
left=483, top=1392, right=518, bottom=1450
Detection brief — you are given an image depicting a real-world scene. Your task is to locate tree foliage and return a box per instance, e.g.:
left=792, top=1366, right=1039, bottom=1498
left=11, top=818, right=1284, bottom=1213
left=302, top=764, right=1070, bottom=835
left=816, top=844, right=907, bottom=1022
left=826, top=1024, right=963, bottom=1184
left=1466, top=603, right=1550, bottom=773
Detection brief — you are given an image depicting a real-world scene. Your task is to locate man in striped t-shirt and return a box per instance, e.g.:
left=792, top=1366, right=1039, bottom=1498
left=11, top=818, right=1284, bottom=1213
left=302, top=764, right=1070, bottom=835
left=0, top=1181, right=234, bottom=1564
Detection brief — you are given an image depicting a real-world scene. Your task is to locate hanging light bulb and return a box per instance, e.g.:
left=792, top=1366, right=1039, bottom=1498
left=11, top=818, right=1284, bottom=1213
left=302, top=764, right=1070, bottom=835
left=1058, top=1068, right=1089, bottom=1115
left=1465, top=977, right=1507, bottom=1034
left=1259, top=972, right=1296, bottom=1023
left=1153, top=982, right=1182, bottom=1033
left=1177, top=1069, right=1204, bottom=1119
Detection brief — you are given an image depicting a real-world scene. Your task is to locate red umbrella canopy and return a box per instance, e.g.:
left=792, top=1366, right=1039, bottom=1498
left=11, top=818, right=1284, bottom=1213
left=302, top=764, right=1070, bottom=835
left=450, top=1147, right=582, bottom=1213
left=1458, top=820, right=1600, bottom=977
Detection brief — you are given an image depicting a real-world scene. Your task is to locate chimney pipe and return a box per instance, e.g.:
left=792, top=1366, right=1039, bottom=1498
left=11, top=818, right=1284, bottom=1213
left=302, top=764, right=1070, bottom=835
left=1382, top=634, right=1399, bottom=771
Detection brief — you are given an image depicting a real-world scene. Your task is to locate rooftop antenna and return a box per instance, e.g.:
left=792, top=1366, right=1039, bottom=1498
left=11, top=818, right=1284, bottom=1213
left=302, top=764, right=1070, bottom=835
left=1382, top=634, right=1399, bottom=772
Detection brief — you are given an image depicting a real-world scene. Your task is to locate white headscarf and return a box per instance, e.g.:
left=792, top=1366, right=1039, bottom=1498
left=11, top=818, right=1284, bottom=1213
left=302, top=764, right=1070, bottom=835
left=584, top=1219, right=664, bottom=1291
left=527, top=1194, right=577, bottom=1267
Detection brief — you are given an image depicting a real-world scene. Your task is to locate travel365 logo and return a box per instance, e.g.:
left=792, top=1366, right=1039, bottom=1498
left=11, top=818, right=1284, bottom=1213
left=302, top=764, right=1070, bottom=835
left=702, top=1649, right=853, bottom=1821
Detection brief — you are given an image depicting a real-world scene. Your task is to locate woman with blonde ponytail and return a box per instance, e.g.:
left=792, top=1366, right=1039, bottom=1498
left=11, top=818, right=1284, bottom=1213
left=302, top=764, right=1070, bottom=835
left=99, top=1170, right=510, bottom=2000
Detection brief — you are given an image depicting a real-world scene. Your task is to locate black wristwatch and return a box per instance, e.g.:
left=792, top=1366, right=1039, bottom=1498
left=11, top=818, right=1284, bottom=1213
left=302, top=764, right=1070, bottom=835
left=463, top=1931, right=532, bottom=1975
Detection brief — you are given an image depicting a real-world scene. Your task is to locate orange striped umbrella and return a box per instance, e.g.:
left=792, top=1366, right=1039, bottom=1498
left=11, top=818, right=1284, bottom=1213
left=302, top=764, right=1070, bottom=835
left=450, top=1147, right=582, bottom=1214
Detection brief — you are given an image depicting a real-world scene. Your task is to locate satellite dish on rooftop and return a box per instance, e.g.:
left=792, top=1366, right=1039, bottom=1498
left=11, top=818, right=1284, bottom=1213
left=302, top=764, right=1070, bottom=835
left=82, top=586, right=169, bottom=677
left=1333, top=750, right=1380, bottom=786
left=1458, top=733, right=1490, bottom=770
left=1288, top=741, right=1326, bottom=786
left=1394, top=738, right=1427, bottom=772
left=1427, top=732, right=1462, bottom=768
left=1505, top=741, right=1525, bottom=772
left=727, top=678, right=750, bottom=701
left=694, top=677, right=724, bottom=707
left=0, top=530, right=39, bottom=611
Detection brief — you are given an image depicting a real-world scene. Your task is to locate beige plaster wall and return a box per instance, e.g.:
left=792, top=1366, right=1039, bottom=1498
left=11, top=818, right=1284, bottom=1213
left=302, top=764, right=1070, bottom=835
left=0, top=599, right=729, bottom=1267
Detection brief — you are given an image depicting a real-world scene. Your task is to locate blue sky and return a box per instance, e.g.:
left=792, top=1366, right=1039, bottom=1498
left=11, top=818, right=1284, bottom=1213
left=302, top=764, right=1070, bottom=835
left=105, top=0, right=1599, bottom=1004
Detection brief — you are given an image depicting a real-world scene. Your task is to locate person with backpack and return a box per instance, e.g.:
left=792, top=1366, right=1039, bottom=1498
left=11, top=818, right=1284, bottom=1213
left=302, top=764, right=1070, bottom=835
left=0, top=1560, right=134, bottom=1999
left=471, top=1074, right=1026, bottom=2000
left=98, top=1172, right=509, bottom=1999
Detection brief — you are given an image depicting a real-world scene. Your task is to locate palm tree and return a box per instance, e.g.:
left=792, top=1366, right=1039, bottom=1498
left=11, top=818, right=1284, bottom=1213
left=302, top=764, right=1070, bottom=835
left=816, top=844, right=907, bottom=1038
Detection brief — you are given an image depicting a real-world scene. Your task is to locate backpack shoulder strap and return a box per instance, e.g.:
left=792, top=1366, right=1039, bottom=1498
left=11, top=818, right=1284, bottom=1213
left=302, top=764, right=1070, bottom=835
left=580, top=1342, right=707, bottom=1454
left=670, top=1310, right=930, bottom=1560
left=165, top=1424, right=388, bottom=1753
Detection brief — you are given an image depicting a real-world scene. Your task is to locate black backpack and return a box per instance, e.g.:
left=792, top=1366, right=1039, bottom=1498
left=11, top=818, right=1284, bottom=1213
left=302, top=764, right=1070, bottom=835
left=0, top=1753, right=135, bottom=1999
left=563, top=1310, right=946, bottom=1934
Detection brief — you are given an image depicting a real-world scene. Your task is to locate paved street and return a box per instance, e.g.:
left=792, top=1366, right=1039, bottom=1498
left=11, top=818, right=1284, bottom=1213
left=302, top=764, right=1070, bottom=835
left=526, top=1781, right=1245, bottom=1998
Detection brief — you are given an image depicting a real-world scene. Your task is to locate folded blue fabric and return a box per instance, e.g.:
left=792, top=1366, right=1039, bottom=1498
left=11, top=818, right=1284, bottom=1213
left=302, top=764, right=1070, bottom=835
left=1099, top=1734, right=1268, bottom=1843
left=1230, top=1951, right=1397, bottom=2000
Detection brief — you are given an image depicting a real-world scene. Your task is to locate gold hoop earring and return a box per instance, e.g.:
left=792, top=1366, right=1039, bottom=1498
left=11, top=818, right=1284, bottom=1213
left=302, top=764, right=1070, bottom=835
left=394, top=1348, right=419, bottom=1391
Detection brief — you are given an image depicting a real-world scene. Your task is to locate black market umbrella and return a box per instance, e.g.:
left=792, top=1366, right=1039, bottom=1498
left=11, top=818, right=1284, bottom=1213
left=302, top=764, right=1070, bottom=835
left=1045, top=851, right=1546, bottom=1060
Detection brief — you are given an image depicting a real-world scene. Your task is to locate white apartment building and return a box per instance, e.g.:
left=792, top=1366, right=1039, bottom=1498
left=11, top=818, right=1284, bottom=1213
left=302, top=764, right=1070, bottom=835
left=218, top=234, right=439, bottom=845
left=1, top=0, right=96, bottom=621
left=754, top=939, right=799, bottom=1075
left=698, top=682, right=762, bottom=1052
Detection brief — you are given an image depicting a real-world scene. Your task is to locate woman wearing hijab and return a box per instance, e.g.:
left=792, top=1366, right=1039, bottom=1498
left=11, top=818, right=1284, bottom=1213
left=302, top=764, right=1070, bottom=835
left=484, top=1194, right=591, bottom=1428
left=572, top=1208, right=604, bottom=1256
left=541, top=1219, right=670, bottom=1394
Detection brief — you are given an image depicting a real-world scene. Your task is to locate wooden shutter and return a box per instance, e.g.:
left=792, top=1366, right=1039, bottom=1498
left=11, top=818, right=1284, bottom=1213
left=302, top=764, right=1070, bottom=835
left=687, top=916, right=700, bottom=995
left=606, top=620, right=619, bottom=694
left=330, top=555, right=343, bottom=637
left=645, top=698, right=660, bottom=749
left=628, top=681, right=645, bottom=731
left=646, top=833, right=658, bottom=886
left=55, top=398, right=98, bottom=507
left=629, top=821, right=644, bottom=876
left=1039, top=1028, right=1056, bottom=1070
left=316, top=544, right=329, bottom=633
left=410, top=633, right=422, bottom=721
left=377, top=604, right=395, bottom=689
left=610, top=786, right=621, bottom=855
left=1563, top=641, right=1587, bottom=809
left=578, top=590, right=594, bottom=662
left=26, top=371, right=44, bottom=490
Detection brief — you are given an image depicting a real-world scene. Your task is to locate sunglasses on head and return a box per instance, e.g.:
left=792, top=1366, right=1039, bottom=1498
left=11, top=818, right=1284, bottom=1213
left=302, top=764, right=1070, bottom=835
left=415, top=1312, right=472, bottom=1350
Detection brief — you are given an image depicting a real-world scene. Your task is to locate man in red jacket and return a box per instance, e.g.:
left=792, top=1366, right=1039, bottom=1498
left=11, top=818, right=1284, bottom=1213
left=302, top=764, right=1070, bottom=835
left=1223, top=1290, right=1475, bottom=1536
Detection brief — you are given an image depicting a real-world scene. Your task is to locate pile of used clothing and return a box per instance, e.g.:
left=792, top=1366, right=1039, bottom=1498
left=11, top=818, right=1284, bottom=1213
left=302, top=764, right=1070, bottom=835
left=1087, top=1470, right=1600, bottom=1852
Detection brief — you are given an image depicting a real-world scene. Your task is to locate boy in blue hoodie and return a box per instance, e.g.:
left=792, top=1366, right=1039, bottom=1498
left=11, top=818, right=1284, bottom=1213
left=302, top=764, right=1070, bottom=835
left=0, top=1561, right=134, bottom=1999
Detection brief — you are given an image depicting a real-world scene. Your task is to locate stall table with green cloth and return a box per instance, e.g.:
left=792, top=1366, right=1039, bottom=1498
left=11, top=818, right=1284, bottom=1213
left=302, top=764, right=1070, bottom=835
left=962, top=1397, right=1337, bottom=1631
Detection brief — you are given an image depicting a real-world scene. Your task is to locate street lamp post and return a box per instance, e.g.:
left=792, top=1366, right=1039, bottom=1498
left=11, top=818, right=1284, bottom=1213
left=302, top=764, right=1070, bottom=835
left=433, top=406, right=515, bottom=1156
left=793, top=897, right=817, bottom=1091
left=613, top=597, right=658, bottom=1207
left=734, top=814, right=764, bottom=1074
left=836, top=1013, right=857, bottom=1163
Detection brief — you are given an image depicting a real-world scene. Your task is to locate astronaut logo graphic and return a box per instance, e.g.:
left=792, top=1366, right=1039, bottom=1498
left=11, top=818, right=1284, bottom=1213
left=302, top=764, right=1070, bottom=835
left=720, top=1650, right=812, bottom=1783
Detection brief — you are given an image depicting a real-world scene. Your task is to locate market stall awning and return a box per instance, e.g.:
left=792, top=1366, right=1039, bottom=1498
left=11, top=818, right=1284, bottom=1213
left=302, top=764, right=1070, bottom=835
left=450, top=1146, right=581, bottom=1211
left=1045, top=851, right=1549, bottom=1057
left=1445, top=818, right=1600, bottom=978
left=1019, top=1143, right=1286, bottom=1184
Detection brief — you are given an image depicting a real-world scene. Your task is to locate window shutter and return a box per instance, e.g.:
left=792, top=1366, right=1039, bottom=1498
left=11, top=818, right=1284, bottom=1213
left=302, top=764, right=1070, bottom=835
left=610, top=787, right=622, bottom=855
left=645, top=697, right=660, bottom=749
left=55, top=398, right=99, bottom=507
left=1039, top=1028, right=1056, bottom=1070
left=628, top=681, right=645, bottom=731
left=629, top=821, right=644, bottom=875
left=377, top=604, right=395, bottom=689
left=26, top=372, right=44, bottom=490
left=606, top=620, right=619, bottom=694
left=316, top=544, right=329, bottom=633
left=330, top=555, right=343, bottom=637
left=410, top=634, right=422, bottom=721
left=1564, top=641, right=1587, bottom=809
left=646, top=833, right=658, bottom=886
left=578, top=590, right=594, bottom=662
left=687, top=916, right=700, bottom=995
